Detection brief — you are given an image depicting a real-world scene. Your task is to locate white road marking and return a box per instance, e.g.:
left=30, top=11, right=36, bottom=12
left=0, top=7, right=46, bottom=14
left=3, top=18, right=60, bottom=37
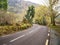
left=10, top=35, right=25, bottom=42
left=48, top=30, right=50, bottom=33
left=45, top=39, right=49, bottom=45
left=25, top=27, right=39, bottom=35
left=10, top=27, right=40, bottom=42
left=29, top=27, right=40, bottom=34
left=45, top=30, right=50, bottom=45
left=48, top=33, right=50, bottom=36
left=3, top=44, right=7, bottom=45
left=2, top=35, right=9, bottom=37
left=29, top=31, right=33, bottom=34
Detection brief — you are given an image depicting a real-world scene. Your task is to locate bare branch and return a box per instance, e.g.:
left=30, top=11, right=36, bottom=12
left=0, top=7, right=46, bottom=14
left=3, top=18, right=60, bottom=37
left=55, top=13, right=60, bottom=18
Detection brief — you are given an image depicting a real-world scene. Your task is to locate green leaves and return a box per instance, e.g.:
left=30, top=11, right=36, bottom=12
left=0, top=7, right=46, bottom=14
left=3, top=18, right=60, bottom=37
left=25, top=5, right=35, bottom=24
left=0, top=0, right=7, bottom=10
left=49, top=0, right=59, bottom=26
left=34, top=5, right=52, bottom=25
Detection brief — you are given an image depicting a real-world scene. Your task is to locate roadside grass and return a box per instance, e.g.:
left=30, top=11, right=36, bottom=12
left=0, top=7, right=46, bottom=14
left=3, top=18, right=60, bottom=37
left=0, top=23, right=32, bottom=36
left=50, top=25, right=60, bottom=33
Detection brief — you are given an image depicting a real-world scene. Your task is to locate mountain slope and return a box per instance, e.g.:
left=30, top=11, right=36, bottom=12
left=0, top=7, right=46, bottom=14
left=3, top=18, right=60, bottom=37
left=8, top=0, right=39, bottom=14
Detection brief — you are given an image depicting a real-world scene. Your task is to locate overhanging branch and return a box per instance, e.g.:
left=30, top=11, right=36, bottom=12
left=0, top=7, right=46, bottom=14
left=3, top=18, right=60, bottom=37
left=55, top=13, right=60, bottom=18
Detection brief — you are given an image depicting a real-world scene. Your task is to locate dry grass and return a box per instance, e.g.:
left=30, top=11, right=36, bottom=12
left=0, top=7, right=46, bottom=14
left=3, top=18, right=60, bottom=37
left=0, top=23, right=32, bottom=36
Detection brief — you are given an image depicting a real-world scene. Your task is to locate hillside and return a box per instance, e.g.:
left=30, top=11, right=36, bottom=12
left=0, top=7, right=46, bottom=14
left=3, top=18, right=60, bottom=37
left=8, top=0, right=39, bottom=14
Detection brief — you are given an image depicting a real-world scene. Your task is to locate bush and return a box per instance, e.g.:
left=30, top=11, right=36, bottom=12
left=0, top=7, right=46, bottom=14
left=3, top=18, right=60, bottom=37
left=35, top=18, right=47, bottom=25
left=0, top=23, right=32, bottom=36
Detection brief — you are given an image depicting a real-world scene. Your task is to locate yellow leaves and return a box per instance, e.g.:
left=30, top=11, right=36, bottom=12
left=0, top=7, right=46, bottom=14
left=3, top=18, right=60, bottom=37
left=34, top=5, right=51, bottom=23
left=0, top=23, right=32, bottom=36
left=35, top=5, right=51, bottom=17
left=45, top=16, right=51, bottom=25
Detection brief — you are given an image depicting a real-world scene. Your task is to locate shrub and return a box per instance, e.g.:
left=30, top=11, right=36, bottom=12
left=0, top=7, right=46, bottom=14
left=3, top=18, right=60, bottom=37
left=35, top=19, right=47, bottom=25
left=0, top=23, right=32, bottom=36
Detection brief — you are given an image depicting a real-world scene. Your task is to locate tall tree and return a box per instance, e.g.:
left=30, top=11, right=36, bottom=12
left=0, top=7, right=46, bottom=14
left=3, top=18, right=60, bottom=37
left=25, top=5, right=35, bottom=24
left=34, top=6, right=51, bottom=25
left=49, top=0, right=59, bottom=26
left=0, top=0, right=7, bottom=10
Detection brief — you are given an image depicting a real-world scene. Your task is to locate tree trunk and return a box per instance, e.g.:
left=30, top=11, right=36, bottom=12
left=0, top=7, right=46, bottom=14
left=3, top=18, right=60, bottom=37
left=51, top=15, right=56, bottom=26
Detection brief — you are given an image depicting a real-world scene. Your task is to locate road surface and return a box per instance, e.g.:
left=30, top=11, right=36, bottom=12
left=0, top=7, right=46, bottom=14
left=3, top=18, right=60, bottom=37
left=0, top=24, right=49, bottom=45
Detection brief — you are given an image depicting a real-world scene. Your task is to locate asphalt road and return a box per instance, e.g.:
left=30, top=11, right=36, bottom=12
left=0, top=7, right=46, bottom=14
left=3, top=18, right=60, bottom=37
left=0, top=24, right=49, bottom=45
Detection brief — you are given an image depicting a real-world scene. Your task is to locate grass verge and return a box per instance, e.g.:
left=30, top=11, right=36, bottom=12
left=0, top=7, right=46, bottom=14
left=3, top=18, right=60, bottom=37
left=50, top=25, right=60, bottom=33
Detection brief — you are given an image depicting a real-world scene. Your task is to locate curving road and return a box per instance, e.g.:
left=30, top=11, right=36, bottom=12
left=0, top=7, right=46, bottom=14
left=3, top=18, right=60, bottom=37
left=0, top=24, right=49, bottom=45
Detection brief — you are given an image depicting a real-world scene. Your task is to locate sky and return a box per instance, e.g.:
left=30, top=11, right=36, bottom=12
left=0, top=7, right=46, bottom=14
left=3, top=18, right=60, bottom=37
left=25, top=0, right=60, bottom=11
left=25, top=0, right=49, bottom=6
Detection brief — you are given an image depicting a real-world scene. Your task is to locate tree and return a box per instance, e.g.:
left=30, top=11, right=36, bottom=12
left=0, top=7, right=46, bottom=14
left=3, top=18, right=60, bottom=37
left=49, top=0, right=59, bottom=26
left=42, top=16, right=47, bottom=25
left=0, top=0, right=7, bottom=10
left=0, top=12, right=19, bottom=25
left=34, top=6, right=51, bottom=25
left=25, top=5, right=35, bottom=24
